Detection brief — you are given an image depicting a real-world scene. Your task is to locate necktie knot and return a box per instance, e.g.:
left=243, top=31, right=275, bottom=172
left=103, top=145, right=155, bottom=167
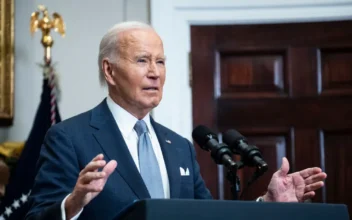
left=134, top=120, right=148, bottom=137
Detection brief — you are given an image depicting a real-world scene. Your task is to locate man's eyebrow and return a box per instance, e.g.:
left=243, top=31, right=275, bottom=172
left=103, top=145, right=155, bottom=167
left=134, top=54, right=166, bottom=60
left=134, top=54, right=151, bottom=59
left=153, top=54, right=166, bottom=60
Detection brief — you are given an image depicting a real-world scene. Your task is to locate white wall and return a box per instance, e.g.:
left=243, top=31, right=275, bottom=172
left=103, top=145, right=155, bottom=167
left=1, top=0, right=149, bottom=142
left=0, top=129, right=7, bottom=143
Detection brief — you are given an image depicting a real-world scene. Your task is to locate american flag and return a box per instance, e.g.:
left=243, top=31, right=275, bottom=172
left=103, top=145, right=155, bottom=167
left=0, top=66, right=61, bottom=220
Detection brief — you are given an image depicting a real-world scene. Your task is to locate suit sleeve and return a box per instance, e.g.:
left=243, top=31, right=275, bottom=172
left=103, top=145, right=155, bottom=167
left=185, top=139, right=213, bottom=199
left=25, top=125, right=80, bottom=220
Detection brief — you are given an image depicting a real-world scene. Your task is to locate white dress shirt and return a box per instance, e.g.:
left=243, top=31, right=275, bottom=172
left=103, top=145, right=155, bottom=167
left=61, top=96, right=170, bottom=220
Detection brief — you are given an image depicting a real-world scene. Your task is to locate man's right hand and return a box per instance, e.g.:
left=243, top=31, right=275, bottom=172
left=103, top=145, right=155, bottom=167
left=65, top=154, right=117, bottom=219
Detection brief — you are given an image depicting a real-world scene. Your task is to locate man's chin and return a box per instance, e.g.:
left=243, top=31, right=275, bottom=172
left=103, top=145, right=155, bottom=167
left=149, top=101, right=160, bottom=109
left=146, top=99, right=161, bottom=109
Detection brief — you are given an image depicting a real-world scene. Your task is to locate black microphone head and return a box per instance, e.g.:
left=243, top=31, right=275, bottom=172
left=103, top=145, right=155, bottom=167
left=223, top=129, right=246, bottom=146
left=224, top=129, right=267, bottom=169
left=192, top=125, right=219, bottom=149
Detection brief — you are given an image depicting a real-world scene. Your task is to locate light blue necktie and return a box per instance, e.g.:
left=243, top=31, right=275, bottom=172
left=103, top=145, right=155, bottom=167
left=134, top=120, right=164, bottom=198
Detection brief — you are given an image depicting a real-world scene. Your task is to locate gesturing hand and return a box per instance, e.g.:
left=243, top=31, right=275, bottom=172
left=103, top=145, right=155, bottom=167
left=264, top=157, right=327, bottom=202
left=65, top=154, right=117, bottom=219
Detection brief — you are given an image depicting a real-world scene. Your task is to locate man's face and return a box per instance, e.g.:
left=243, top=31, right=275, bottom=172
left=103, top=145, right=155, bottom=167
left=105, top=29, right=166, bottom=116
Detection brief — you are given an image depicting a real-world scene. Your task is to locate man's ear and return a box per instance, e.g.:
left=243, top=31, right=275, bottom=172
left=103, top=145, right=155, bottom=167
left=102, top=59, right=116, bottom=86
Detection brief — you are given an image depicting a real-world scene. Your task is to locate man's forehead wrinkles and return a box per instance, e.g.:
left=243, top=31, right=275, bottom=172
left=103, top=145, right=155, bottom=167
left=115, top=29, right=164, bottom=60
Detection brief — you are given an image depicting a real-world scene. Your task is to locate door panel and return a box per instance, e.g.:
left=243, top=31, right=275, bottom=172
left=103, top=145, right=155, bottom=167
left=324, top=131, right=352, bottom=204
left=191, top=20, right=352, bottom=215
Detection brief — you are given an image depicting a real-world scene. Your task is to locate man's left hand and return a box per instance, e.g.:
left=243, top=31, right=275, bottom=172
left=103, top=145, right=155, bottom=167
left=263, top=157, right=327, bottom=202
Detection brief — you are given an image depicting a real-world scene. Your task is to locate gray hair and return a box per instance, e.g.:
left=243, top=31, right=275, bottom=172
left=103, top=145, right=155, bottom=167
left=98, top=21, right=153, bottom=85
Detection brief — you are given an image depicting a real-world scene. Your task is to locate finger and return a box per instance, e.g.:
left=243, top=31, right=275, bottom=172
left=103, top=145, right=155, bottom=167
left=305, top=181, right=324, bottom=192
left=92, top=154, right=104, bottom=172
left=80, top=183, right=104, bottom=193
left=92, top=154, right=104, bottom=161
left=80, top=160, right=106, bottom=175
left=103, top=160, right=117, bottom=177
left=278, top=157, right=289, bottom=177
left=80, top=171, right=106, bottom=184
left=299, top=167, right=322, bottom=178
left=302, top=191, right=315, bottom=201
left=304, top=172, right=327, bottom=185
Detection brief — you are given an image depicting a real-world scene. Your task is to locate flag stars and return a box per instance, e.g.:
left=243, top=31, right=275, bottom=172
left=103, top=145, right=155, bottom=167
left=4, top=206, right=12, bottom=216
left=12, top=199, right=20, bottom=209
left=1, top=186, right=33, bottom=216
left=1, top=190, right=31, bottom=218
left=20, top=194, right=28, bottom=203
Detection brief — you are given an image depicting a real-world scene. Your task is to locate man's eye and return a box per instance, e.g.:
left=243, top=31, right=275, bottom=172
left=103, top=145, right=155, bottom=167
left=138, top=59, right=147, bottom=63
left=157, top=60, right=165, bottom=65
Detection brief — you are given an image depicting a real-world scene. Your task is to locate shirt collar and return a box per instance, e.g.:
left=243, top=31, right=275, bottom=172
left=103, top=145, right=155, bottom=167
left=106, top=95, right=153, bottom=138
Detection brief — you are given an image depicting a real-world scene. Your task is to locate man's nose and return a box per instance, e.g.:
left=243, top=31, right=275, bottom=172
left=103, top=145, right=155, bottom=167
left=148, top=63, right=160, bottom=78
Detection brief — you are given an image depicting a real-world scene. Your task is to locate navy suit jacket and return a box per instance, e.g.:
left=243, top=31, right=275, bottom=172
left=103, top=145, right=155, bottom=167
left=25, top=99, right=212, bottom=220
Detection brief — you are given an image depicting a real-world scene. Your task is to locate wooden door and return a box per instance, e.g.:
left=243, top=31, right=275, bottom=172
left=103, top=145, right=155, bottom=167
left=191, top=20, right=352, bottom=214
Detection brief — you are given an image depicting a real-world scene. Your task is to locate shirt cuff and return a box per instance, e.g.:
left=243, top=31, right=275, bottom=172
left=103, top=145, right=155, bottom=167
left=61, top=194, right=83, bottom=220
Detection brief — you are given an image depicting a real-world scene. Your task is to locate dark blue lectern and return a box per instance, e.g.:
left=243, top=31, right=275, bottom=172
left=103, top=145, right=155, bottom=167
left=114, top=199, right=350, bottom=220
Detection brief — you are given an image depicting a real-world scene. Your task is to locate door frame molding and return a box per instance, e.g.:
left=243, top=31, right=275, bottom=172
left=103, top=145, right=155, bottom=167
left=150, top=0, right=352, bottom=141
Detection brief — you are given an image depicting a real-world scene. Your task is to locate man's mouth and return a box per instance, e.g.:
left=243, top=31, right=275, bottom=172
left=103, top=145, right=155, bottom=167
left=143, top=87, right=158, bottom=91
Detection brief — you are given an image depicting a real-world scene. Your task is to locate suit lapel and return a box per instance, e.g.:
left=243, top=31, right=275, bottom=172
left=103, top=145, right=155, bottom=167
left=151, top=118, right=181, bottom=198
left=90, top=100, right=150, bottom=199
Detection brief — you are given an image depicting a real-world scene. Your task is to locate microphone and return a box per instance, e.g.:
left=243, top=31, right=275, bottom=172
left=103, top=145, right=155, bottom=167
left=192, top=125, right=237, bottom=170
left=223, top=129, right=268, bottom=171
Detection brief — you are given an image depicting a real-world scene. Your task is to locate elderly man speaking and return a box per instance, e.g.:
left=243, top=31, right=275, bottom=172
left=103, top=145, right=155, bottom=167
left=25, top=21, right=327, bottom=220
